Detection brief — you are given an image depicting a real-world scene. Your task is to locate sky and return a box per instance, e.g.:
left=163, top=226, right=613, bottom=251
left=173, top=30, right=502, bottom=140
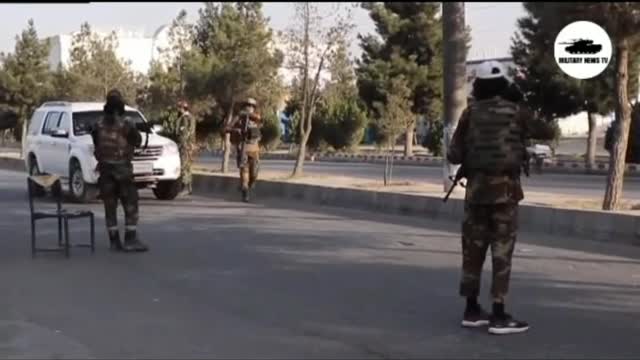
left=0, top=2, right=525, bottom=61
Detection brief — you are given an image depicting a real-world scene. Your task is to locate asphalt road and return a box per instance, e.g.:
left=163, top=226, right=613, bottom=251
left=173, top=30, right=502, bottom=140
left=2, top=169, right=640, bottom=358
left=198, top=155, right=640, bottom=200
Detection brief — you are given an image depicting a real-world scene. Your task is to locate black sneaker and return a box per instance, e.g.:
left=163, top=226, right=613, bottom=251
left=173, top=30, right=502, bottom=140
left=488, top=313, right=529, bottom=335
left=461, top=306, right=490, bottom=328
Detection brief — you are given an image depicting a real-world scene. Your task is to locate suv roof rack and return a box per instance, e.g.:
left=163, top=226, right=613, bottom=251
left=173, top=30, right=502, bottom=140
left=42, top=101, right=70, bottom=107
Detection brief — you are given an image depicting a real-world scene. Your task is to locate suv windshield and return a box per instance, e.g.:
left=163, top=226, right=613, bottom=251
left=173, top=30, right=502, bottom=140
left=73, top=111, right=146, bottom=136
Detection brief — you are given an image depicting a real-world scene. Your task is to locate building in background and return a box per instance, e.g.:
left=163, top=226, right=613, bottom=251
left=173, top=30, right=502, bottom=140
left=46, top=26, right=173, bottom=75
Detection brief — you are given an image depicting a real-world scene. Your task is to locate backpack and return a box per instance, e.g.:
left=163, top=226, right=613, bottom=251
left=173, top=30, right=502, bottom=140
left=464, top=97, right=524, bottom=175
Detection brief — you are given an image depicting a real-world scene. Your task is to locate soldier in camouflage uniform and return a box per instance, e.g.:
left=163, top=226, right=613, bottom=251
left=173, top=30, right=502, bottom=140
left=447, top=61, right=555, bottom=335
left=91, top=89, right=149, bottom=253
left=176, top=101, right=196, bottom=195
left=225, top=98, right=262, bottom=203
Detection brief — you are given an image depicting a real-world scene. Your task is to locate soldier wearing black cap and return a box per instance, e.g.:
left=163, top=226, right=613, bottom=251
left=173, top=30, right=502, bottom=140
left=91, top=89, right=149, bottom=252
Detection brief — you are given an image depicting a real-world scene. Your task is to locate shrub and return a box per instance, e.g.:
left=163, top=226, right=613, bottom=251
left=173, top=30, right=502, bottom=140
left=323, top=100, right=367, bottom=152
left=260, top=111, right=282, bottom=151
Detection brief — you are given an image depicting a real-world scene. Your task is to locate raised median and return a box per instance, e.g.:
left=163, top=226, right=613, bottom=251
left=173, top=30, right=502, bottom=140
left=207, top=149, right=640, bottom=177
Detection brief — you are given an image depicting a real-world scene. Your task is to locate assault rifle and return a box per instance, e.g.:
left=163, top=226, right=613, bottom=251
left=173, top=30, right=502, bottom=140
left=443, top=165, right=466, bottom=203
left=238, top=113, right=250, bottom=167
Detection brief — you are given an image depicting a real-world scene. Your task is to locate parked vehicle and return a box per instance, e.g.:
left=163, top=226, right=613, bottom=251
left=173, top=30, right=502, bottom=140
left=23, top=102, right=182, bottom=203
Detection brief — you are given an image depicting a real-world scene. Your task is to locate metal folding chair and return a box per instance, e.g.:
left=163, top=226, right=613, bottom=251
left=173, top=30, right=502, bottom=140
left=27, top=175, right=95, bottom=258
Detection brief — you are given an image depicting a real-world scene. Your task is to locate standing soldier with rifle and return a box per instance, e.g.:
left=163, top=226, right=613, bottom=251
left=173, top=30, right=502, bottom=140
left=225, top=98, right=262, bottom=203
left=91, top=89, right=149, bottom=253
left=447, top=61, right=555, bottom=335
left=176, top=100, right=196, bottom=195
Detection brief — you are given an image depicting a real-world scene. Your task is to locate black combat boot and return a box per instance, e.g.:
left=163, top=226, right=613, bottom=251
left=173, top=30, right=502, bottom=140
left=241, top=188, right=250, bottom=203
left=461, top=297, right=490, bottom=328
left=488, top=303, right=529, bottom=335
left=108, top=230, right=124, bottom=252
left=123, top=230, right=149, bottom=253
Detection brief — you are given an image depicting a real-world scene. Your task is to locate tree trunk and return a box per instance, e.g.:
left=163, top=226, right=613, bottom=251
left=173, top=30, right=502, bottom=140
left=20, top=111, right=27, bottom=158
left=586, top=111, right=597, bottom=171
left=293, top=105, right=314, bottom=177
left=221, top=109, right=234, bottom=174
left=292, top=135, right=307, bottom=177
left=389, top=141, right=395, bottom=183
left=384, top=151, right=389, bottom=186
left=603, top=41, right=631, bottom=211
left=404, top=124, right=414, bottom=157
left=442, top=2, right=467, bottom=192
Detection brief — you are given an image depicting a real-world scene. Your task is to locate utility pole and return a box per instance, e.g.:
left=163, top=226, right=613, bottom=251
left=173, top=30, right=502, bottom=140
left=442, top=2, right=467, bottom=192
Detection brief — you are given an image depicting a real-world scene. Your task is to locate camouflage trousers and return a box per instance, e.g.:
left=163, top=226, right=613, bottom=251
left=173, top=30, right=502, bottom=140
left=179, top=144, right=194, bottom=194
left=98, top=162, right=139, bottom=232
left=236, top=144, right=259, bottom=191
left=459, top=202, right=518, bottom=301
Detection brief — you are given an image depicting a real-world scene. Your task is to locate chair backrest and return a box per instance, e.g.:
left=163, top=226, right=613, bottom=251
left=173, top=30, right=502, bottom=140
left=27, top=175, right=62, bottom=215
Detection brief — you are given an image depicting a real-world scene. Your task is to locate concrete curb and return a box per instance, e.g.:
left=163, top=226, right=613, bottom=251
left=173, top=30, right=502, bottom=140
left=1, top=155, right=638, bottom=245
left=191, top=171, right=640, bottom=246
left=208, top=150, right=640, bottom=177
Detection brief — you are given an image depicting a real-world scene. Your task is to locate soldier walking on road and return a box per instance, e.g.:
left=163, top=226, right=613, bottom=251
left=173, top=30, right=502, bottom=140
left=225, top=98, right=262, bottom=203
left=177, top=100, right=196, bottom=195
left=447, top=61, right=555, bottom=335
left=91, top=89, right=149, bottom=253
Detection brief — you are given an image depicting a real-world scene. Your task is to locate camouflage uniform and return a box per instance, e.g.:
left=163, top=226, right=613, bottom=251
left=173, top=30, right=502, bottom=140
left=226, top=98, right=262, bottom=202
left=233, top=112, right=261, bottom=193
left=91, top=89, right=149, bottom=252
left=177, top=108, right=196, bottom=194
left=448, top=97, right=555, bottom=301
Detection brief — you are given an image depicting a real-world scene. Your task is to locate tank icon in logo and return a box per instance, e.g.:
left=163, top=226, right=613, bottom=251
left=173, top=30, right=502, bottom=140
left=558, top=39, right=602, bottom=54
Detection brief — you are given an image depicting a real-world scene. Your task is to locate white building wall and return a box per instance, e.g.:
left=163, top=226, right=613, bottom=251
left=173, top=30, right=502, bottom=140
left=46, top=27, right=168, bottom=75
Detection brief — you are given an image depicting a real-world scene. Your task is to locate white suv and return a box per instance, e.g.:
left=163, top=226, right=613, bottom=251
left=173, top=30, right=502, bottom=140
left=23, top=102, right=182, bottom=203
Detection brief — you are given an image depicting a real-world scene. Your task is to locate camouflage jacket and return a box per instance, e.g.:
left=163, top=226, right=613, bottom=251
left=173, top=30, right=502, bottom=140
left=227, top=112, right=262, bottom=146
left=447, top=96, right=556, bottom=204
left=91, top=114, right=142, bottom=164
left=177, top=112, right=196, bottom=148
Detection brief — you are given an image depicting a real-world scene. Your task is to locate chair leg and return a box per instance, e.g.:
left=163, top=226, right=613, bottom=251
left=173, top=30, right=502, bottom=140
left=58, top=216, right=63, bottom=247
left=90, top=214, right=95, bottom=253
left=31, top=220, right=36, bottom=258
left=64, top=218, right=70, bottom=258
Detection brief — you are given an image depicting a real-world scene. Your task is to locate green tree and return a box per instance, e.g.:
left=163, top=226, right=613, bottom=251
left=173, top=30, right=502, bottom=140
left=375, top=76, right=414, bottom=185
left=194, top=2, right=283, bottom=173
left=323, top=99, right=367, bottom=151
left=324, top=38, right=358, bottom=104
left=516, top=2, right=640, bottom=210
left=141, top=10, right=196, bottom=140
left=259, top=111, right=282, bottom=151
left=356, top=2, right=445, bottom=157
left=510, top=2, right=633, bottom=170
left=284, top=2, right=355, bottom=177
left=0, top=19, right=53, bottom=145
left=61, top=22, right=142, bottom=104
left=321, top=38, right=366, bottom=151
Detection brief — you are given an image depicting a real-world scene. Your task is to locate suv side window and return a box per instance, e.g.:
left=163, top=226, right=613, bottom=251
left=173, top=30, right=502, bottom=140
left=42, top=112, right=61, bottom=135
left=28, top=111, right=46, bottom=136
left=57, top=112, right=71, bottom=133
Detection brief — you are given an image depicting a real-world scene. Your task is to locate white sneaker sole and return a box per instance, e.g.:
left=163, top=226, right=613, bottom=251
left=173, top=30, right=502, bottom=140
left=461, top=320, right=490, bottom=328
left=488, top=325, right=530, bottom=335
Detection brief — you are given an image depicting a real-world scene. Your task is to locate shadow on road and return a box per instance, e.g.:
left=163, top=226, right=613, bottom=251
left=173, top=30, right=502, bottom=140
left=1, top=170, right=640, bottom=358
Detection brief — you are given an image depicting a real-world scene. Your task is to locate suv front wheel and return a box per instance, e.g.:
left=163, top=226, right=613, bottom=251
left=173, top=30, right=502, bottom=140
left=69, top=160, right=97, bottom=203
left=153, top=180, right=182, bottom=200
